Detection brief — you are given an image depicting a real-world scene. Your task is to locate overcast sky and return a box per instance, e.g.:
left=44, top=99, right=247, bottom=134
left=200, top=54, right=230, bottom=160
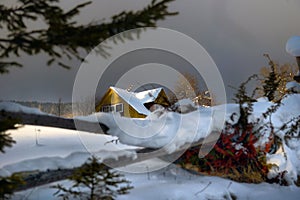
left=1, top=0, right=300, bottom=102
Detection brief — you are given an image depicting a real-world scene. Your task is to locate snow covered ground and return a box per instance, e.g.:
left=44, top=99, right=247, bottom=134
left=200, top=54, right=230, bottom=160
left=1, top=125, right=299, bottom=199
left=0, top=125, right=136, bottom=176
left=0, top=92, right=300, bottom=199
left=13, top=160, right=300, bottom=200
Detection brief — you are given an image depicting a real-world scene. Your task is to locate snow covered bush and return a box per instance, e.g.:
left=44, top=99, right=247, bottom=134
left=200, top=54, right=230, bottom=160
left=267, top=114, right=300, bottom=186
left=179, top=74, right=300, bottom=185
left=178, top=76, right=268, bottom=183
left=179, top=75, right=282, bottom=184
left=180, top=122, right=269, bottom=183
left=52, top=156, right=133, bottom=200
left=170, top=98, right=197, bottom=113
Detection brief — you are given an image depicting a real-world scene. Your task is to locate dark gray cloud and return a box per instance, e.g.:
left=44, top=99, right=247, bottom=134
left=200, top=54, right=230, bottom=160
left=0, top=0, right=299, bottom=102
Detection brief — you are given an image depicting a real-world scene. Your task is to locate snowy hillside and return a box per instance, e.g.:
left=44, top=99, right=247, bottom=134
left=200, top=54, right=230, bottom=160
left=0, top=92, right=300, bottom=199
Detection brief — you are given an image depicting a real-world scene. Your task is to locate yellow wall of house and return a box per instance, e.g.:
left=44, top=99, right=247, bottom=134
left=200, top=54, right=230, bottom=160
left=127, top=105, right=146, bottom=118
left=95, top=88, right=146, bottom=118
left=95, top=88, right=122, bottom=109
left=154, top=90, right=170, bottom=107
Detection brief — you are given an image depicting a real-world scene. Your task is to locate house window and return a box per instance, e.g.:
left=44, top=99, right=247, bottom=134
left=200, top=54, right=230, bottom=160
left=109, top=106, right=115, bottom=112
left=101, top=104, right=123, bottom=113
left=115, top=103, right=123, bottom=112
left=101, top=106, right=110, bottom=112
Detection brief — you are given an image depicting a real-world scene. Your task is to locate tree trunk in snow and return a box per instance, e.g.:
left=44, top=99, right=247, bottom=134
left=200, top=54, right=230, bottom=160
left=0, top=110, right=108, bottom=134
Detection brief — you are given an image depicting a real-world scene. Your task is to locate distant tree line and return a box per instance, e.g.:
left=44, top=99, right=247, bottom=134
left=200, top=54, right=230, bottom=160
left=8, top=101, right=73, bottom=117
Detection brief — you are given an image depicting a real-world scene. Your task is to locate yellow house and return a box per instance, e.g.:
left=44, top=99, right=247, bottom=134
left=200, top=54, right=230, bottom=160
left=95, top=87, right=170, bottom=118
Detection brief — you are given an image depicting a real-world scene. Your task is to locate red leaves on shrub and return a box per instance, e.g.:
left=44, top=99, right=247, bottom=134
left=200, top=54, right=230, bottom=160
left=180, top=123, right=269, bottom=183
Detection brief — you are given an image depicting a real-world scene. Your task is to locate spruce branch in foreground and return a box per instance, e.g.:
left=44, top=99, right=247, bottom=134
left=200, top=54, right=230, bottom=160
left=0, top=0, right=178, bottom=73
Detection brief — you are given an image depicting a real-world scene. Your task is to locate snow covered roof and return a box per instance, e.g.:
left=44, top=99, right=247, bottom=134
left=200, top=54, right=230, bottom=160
left=286, top=36, right=300, bottom=57
left=286, top=81, right=300, bottom=93
left=135, top=88, right=163, bottom=103
left=110, top=87, right=163, bottom=115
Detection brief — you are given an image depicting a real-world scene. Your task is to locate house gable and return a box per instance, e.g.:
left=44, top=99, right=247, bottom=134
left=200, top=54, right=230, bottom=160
left=96, top=87, right=169, bottom=118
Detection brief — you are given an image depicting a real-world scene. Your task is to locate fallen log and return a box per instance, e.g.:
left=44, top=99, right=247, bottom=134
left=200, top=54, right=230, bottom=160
left=0, top=110, right=109, bottom=134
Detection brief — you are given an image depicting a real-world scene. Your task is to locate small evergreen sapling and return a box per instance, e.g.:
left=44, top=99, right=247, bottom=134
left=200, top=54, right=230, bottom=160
left=231, top=74, right=258, bottom=130
left=261, top=54, right=281, bottom=102
left=52, top=156, right=133, bottom=200
left=258, top=54, right=297, bottom=101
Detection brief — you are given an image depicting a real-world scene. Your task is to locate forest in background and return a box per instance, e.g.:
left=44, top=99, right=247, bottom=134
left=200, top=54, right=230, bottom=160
left=2, top=101, right=73, bottom=118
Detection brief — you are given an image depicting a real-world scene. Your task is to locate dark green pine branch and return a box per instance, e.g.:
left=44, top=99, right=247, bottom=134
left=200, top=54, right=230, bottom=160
left=0, top=0, right=178, bottom=73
